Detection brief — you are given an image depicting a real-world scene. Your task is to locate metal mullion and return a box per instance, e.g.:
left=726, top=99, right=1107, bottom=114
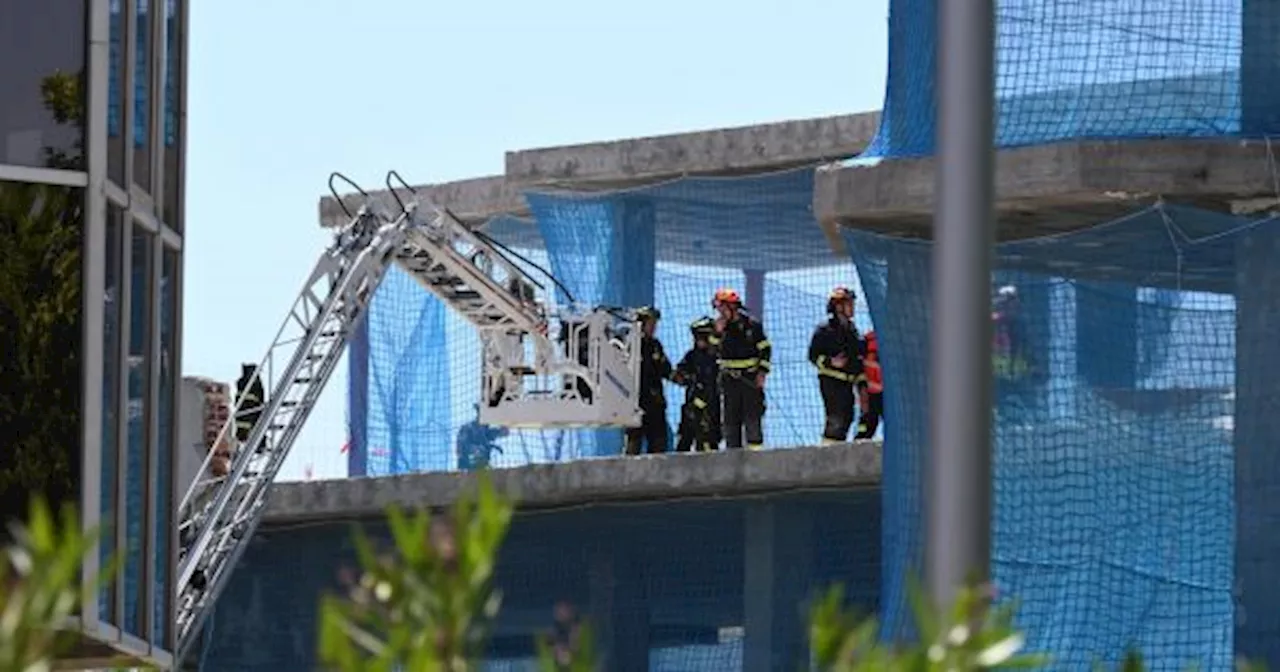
left=0, top=164, right=88, bottom=187
left=142, top=232, right=163, bottom=645
left=112, top=216, right=132, bottom=631
left=121, top=0, right=136, bottom=189
left=173, top=0, right=189, bottom=233
left=81, top=0, right=112, bottom=629
left=165, top=241, right=184, bottom=653
left=149, top=0, right=166, bottom=209
left=106, top=179, right=128, bottom=208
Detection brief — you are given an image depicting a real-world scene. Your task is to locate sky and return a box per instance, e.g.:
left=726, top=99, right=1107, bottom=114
left=180, top=0, right=890, bottom=481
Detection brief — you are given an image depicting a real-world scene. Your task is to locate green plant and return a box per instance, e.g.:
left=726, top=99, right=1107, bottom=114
left=318, top=475, right=520, bottom=671
left=0, top=497, right=116, bottom=671
left=810, top=579, right=1048, bottom=671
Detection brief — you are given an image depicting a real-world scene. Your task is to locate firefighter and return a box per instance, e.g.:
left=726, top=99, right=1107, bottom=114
left=456, top=403, right=509, bottom=470
left=855, top=330, right=884, bottom=439
left=709, top=288, right=771, bottom=449
left=673, top=317, right=721, bottom=452
left=807, top=286, right=864, bottom=443
left=234, top=363, right=266, bottom=452
left=992, top=285, right=1028, bottom=380
left=624, top=306, right=674, bottom=455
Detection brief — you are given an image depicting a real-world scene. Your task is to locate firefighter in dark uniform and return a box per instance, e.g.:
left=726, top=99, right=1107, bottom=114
left=624, top=306, right=674, bottom=455
left=807, top=286, right=864, bottom=443
left=673, top=317, right=722, bottom=452
left=234, top=362, right=266, bottom=452
left=855, top=330, right=884, bottom=439
left=709, top=288, right=771, bottom=450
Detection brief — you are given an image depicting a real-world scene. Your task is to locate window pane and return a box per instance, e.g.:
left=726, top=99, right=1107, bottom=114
left=123, top=225, right=153, bottom=637
left=152, top=248, right=177, bottom=646
left=161, top=0, right=184, bottom=227
left=0, top=1, right=87, bottom=169
left=132, top=0, right=154, bottom=192
left=108, top=0, right=126, bottom=184
left=0, top=182, right=85, bottom=534
left=99, top=203, right=124, bottom=625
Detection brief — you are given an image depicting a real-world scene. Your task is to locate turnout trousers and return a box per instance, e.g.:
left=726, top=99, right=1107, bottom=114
left=721, top=374, right=765, bottom=449
left=625, top=405, right=669, bottom=455
left=676, top=401, right=721, bottom=452
left=819, top=375, right=857, bottom=442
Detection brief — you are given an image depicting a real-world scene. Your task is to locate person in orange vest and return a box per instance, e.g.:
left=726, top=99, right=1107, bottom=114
left=854, top=330, right=883, bottom=439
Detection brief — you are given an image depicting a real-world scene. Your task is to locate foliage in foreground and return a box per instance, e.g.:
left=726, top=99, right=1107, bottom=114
left=0, top=483, right=1267, bottom=671
left=0, top=498, right=114, bottom=672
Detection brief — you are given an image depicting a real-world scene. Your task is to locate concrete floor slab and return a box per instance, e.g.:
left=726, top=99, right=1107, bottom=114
left=505, top=112, right=880, bottom=188
left=317, top=174, right=526, bottom=229
left=264, top=441, right=882, bottom=524
left=815, top=139, right=1279, bottom=239
left=813, top=138, right=1280, bottom=290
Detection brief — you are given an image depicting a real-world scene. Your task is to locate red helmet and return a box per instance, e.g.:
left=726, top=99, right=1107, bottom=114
left=712, top=287, right=741, bottom=308
left=864, top=330, right=878, bottom=353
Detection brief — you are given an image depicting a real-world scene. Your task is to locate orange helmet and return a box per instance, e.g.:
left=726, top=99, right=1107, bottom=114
left=712, top=287, right=741, bottom=308
left=864, top=330, right=878, bottom=353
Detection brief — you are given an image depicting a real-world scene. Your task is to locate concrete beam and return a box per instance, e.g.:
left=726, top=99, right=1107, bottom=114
left=505, top=112, right=881, bottom=187
left=814, top=139, right=1280, bottom=289
left=317, top=174, right=528, bottom=228
left=263, top=441, right=882, bottom=524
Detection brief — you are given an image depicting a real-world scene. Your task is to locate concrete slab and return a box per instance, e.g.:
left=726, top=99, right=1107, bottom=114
left=505, top=112, right=880, bottom=188
left=813, top=138, right=1280, bottom=290
left=263, top=441, right=882, bottom=524
left=318, top=174, right=527, bottom=229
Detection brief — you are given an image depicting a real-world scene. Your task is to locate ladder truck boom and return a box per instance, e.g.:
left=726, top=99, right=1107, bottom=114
left=174, top=201, right=404, bottom=658
left=174, top=172, right=649, bottom=661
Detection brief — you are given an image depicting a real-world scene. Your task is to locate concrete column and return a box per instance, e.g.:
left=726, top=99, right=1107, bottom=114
left=1075, top=282, right=1136, bottom=389
left=346, top=318, right=368, bottom=477
left=1233, top=225, right=1280, bottom=667
left=744, top=269, right=766, bottom=317
left=588, top=545, right=650, bottom=672
left=1241, top=0, right=1280, bottom=135
left=877, top=245, right=932, bottom=639
left=743, top=502, right=814, bottom=672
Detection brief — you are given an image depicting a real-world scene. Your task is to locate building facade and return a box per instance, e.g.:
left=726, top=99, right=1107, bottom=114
left=0, top=0, right=188, bottom=666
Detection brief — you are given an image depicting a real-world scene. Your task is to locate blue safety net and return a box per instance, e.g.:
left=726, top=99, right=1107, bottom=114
left=847, top=205, right=1280, bottom=669
left=347, top=168, right=876, bottom=478
left=199, top=491, right=880, bottom=672
left=862, top=0, right=1280, bottom=158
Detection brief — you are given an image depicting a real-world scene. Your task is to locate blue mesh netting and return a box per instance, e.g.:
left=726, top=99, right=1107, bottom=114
left=347, top=169, right=876, bottom=478
left=862, top=0, right=1280, bottom=159
left=848, top=205, right=1280, bottom=669
left=200, top=491, right=881, bottom=671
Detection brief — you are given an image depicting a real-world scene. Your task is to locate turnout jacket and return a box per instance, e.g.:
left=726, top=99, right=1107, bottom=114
left=808, top=318, right=865, bottom=384
left=675, top=347, right=720, bottom=412
left=639, top=335, right=675, bottom=410
left=709, top=315, right=772, bottom=375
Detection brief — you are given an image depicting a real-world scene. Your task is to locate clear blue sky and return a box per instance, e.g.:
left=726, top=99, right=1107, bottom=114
left=180, top=0, right=889, bottom=481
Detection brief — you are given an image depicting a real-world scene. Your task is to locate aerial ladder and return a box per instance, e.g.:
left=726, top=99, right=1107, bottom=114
left=173, top=172, right=646, bottom=660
